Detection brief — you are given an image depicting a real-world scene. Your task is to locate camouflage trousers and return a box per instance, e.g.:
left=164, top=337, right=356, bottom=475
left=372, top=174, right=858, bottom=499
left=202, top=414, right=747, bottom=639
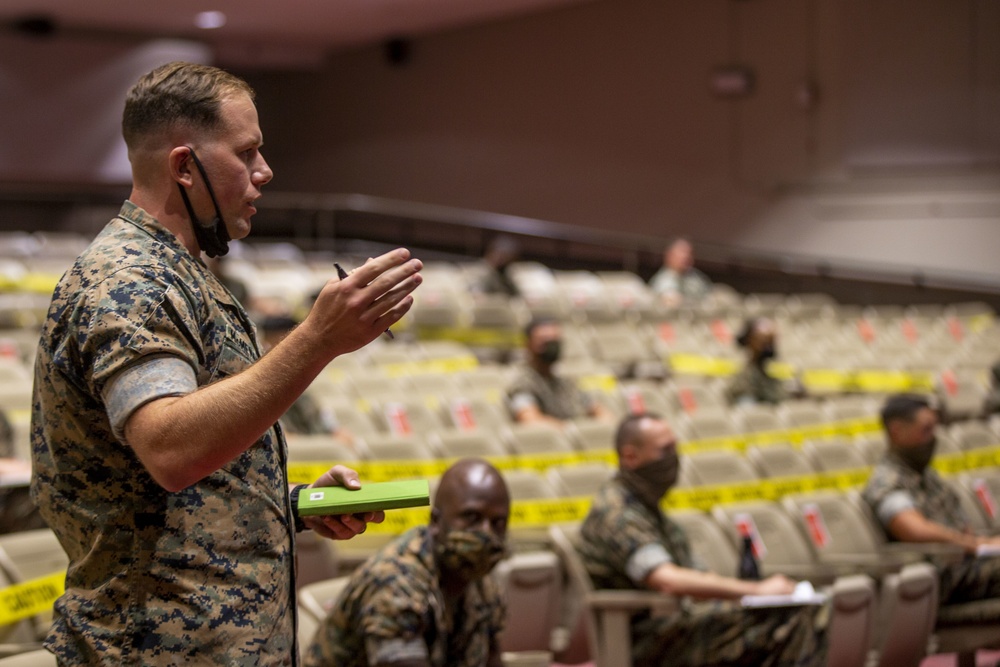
left=940, top=555, right=1000, bottom=608
left=632, top=600, right=830, bottom=667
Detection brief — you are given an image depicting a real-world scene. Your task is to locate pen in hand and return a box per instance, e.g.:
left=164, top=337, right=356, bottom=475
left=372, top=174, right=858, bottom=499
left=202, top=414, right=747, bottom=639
left=334, top=262, right=395, bottom=340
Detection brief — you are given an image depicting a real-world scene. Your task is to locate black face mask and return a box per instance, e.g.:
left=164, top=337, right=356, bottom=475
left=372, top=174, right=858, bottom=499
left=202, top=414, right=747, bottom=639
left=757, top=344, right=776, bottom=364
left=538, top=340, right=561, bottom=365
left=620, top=449, right=680, bottom=508
left=897, top=437, right=937, bottom=473
left=177, top=147, right=231, bottom=258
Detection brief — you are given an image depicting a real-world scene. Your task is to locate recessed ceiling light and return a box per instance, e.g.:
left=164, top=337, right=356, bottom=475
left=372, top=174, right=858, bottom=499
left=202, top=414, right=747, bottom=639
left=194, top=11, right=227, bottom=30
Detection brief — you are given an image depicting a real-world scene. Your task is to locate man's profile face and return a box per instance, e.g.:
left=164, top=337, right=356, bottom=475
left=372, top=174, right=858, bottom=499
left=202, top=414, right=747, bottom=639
left=435, top=473, right=510, bottom=544
left=666, top=241, right=694, bottom=272
left=187, top=93, right=273, bottom=242
left=891, top=407, right=938, bottom=450
left=623, top=418, right=678, bottom=471
left=528, top=322, right=562, bottom=358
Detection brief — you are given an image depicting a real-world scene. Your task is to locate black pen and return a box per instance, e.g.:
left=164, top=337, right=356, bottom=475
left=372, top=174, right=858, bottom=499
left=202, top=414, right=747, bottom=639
left=334, top=262, right=395, bottom=340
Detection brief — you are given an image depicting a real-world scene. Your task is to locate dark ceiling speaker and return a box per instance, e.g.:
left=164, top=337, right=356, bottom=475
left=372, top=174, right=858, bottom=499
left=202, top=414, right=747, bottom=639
left=384, top=37, right=411, bottom=67
left=12, top=15, right=58, bottom=37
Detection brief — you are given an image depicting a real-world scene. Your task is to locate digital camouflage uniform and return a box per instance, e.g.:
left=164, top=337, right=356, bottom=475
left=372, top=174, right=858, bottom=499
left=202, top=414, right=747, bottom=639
left=648, top=267, right=712, bottom=304
left=579, top=476, right=829, bottom=667
left=725, top=363, right=787, bottom=406
left=862, top=451, right=1000, bottom=606
left=303, top=526, right=505, bottom=667
left=31, top=202, right=298, bottom=666
left=506, top=366, right=594, bottom=421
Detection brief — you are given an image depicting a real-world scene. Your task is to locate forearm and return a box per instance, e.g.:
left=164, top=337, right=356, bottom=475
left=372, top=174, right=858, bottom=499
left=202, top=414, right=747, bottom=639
left=889, top=510, right=979, bottom=552
left=126, top=325, right=327, bottom=491
left=647, top=563, right=757, bottom=600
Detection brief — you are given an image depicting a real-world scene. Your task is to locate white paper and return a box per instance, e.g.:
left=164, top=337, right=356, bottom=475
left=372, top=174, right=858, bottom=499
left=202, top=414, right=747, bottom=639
left=740, top=580, right=828, bottom=608
left=976, top=543, right=1000, bottom=558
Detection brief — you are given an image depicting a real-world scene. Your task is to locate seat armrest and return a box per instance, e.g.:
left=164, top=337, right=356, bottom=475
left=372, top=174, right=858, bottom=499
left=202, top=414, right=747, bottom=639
left=585, top=590, right=678, bottom=615
left=882, top=542, right=967, bottom=565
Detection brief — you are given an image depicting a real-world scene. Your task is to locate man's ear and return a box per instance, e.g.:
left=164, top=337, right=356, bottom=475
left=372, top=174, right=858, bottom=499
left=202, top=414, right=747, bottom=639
left=169, top=146, right=195, bottom=187
left=619, top=442, right=639, bottom=469
left=429, top=508, right=441, bottom=538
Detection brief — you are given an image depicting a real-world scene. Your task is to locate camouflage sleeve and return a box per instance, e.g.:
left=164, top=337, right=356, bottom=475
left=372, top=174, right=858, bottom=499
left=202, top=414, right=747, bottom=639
left=506, top=372, right=539, bottom=415
left=593, top=500, right=674, bottom=584
left=862, top=465, right=914, bottom=529
left=355, top=576, right=432, bottom=649
left=102, top=355, right=198, bottom=441
left=70, top=265, right=203, bottom=400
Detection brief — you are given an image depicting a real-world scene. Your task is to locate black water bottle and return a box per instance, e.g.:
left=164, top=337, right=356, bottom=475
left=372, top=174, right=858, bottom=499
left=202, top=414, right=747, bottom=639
left=738, top=535, right=761, bottom=580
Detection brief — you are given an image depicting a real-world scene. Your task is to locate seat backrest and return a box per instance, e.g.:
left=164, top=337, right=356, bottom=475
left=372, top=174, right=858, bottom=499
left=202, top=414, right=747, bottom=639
left=780, top=492, right=883, bottom=561
left=504, top=424, right=574, bottom=456
left=431, top=430, right=508, bottom=459
left=504, top=470, right=559, bottom=501
left=0, top=651, right=57, bottom=667
left=546, top=463, right=615, bottom=498
left=875, top=563, right=938, bottom=667
left=0, top=529, right=68, bottom=584
left=683, top=410, right=739, bottom=440
left=736, top=405, right=783, bottom=434
left=493, top=550, right=562, bottom=654
left=373, top=399, right=445, bottom=437
left=356, top=434, right=434, bottom=461
left=746, top=443, right=816, bottom=478
left=297, top=575, right=352, bottom=626
left=951, top=420, right=997, bottom=451
left=802, top=439, right=869, bottom=472
left=711, top=501, right=818, bottom=574
left=779, top=401, right=826, bottom=428
left=617, top=381, right=673, bottom=418
left=564, top=418, right=616, bottom=452
left=440, top=395, right=511, bottom=433
left=669, top=509, right=739, bottom=576
left=684, top=449, right=759, bottom=486
left=285, top=435, right=360, bottom=464
left=547, top=523, right=599, bottom=665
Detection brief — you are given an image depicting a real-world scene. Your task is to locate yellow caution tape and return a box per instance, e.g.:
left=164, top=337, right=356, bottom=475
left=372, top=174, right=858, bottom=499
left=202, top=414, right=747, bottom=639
left=0, top=571, right=63, bottom=626
left=287, top=418, right=885, bottom=484
left=415, top=326, right=524, bottom=347
left=301, top=446, right=1000, bottom=534
left=666, top=354, right=937, bottom=393
left=668, top=354, right=739, bottom=377
left=380, top=356, right=480, bottom=377
left=968, top=313, right=995, bottom=333
left=577, top=374, right=618, bottom=394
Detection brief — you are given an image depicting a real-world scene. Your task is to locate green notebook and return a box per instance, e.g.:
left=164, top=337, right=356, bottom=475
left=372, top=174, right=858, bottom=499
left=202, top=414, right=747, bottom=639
left=297, top=480, right=431, bottom=517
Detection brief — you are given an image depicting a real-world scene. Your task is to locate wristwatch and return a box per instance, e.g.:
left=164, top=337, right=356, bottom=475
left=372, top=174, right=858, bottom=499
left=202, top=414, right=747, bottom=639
left=289, top=484, right=311, bottom=533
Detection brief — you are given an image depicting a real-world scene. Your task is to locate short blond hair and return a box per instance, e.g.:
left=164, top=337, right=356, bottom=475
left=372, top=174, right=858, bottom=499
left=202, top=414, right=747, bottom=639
left=122, top=61, right=254, bottom=150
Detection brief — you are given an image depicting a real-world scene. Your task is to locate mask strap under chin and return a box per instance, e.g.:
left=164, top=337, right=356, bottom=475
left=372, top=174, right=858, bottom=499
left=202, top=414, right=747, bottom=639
left=179, top=147, right=231, bottom=258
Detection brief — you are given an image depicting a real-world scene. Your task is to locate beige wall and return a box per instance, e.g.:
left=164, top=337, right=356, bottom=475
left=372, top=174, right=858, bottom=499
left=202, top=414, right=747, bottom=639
left=244, top=0, right=1000, bottom=286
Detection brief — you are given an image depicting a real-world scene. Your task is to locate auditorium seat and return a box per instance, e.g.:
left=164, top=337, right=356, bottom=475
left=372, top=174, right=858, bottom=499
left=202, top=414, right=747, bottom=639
left=285, top=435, right=360, bottom=465
left=494, top=550, right=563, bottom=654
left=369, top=398, right=446, bottom=437
left=504, top=424, right=575, bottom=457
left=564, top=418, right=615, bottom=452
left=430, top=430, right=509, bottom=460
left=746, top=443, right=816, bottom=478
left=669, top=508, right=739, bottom=577
left=355, top=434, right=435, bottom=461
left=802, top=439, right=870, bottom=473
left=617, top=380, right=673, bottom=417
left=681, top=409, right=740, bottom=440
left=438, top=395, right=511, bottom=433
left=734, top=403, right=783, bottom=434
left=304, top=395, right=383, bottom=438
left=505, top=470, right=560, bottom=501
left=710, top=501, right=837, bottom=583
left=0, top=651, right=56, bottom=667
left=778, top=401, right=827, bottom=429
left=683, top=449, right=759, bottom=486
left=297, top=575, right=351, bottom=646
left=949, top=420, right=997, bottom=450
left=546, top=463, right=614, bottom=498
